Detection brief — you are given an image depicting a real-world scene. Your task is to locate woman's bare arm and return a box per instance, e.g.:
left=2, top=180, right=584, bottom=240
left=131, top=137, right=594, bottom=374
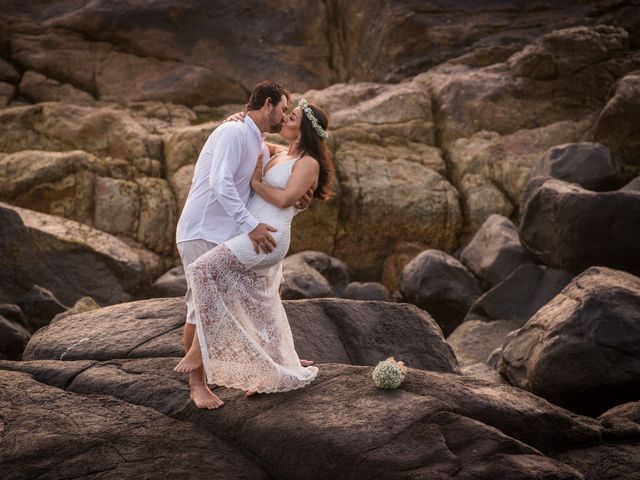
left=251, top=156, right=319, bottom=208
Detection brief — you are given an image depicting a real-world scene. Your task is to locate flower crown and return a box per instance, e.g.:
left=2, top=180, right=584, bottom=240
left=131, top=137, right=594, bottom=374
left=298, top=99, right=329, bottom=139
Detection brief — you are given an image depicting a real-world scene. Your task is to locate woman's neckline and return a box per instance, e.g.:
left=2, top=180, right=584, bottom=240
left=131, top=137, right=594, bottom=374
left=263, top=150, right=303, bottom=176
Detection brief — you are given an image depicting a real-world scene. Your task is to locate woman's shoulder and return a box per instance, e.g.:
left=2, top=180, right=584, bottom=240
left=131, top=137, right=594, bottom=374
left=295, top=154, right=320, bottom=169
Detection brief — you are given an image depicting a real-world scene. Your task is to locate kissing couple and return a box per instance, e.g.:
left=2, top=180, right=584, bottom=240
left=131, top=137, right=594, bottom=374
left=173, top=80, right=334, bottom=409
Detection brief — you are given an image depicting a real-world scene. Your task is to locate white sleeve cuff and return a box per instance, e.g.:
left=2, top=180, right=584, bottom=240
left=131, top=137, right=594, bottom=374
left=240, top=215, right=259, bottom=233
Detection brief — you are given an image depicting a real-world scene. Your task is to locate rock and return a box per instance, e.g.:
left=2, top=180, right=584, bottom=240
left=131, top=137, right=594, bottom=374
left=0, top=81, right=15, bottom=107
left=447, top=319, right=522, bottom=367
left=0, top=102, right=163, bottom=163
left=0, top=150, right=110, bottom=224
left=18, top=70, right=96, bottom=104
left=342, top=282, right=390, bottom=302
left=554, top=444, right=640, bottom=480
left=23, top=297, right=460, bottom=374
left=93, top=176, right=140, bottom=236
left=381, top=241, right=426, bottom=294
left=18, top=285, right=68, bottom=333
left=152, top=266, right=187, bottom=298
left=0, top=57, right=20, bottom=83
left=51, top=296, right=101, bottom=324
left=162, top=121, right=218, bottom=178
left=0, top=358, right=605, bottom=479
left=460, top=214, right=535, bottom=288
left=460, top=363, right=508, bottom=385
left=0, top=369, right=270, bottom=479
left=600, top=401, right=640, bottom=425
left=0, top=316, right=30, bottom=360
left=281, top=251, right=349, bottom=300
left=621, top=176, right=640, bottom=192
left=594, top=70, right=640, bottom=168
left=519, top=177, right=640, bottom=276
left=335, top=144, right=462, bottom=278
left=465, top=264, right=574, bottom=324
left=429, top=25, right=632, bottom=147
left=0, top=202, right=153, bottom=306
left=289, top=187, right=342, bottom=257
left=398, top=250, right=483, bottom=336
left=0, top=303, right=27, bottom=327
left=135, top=177, right=177, bottom=255
left=458, top=173, right=514, bottom=231
left=499, top=267, right=640, bottom=416
left=169, top=164, right=194, bottom=211
left=531, top=142, right=623, bottom=191
left=448, top=120, right=593, bottom=211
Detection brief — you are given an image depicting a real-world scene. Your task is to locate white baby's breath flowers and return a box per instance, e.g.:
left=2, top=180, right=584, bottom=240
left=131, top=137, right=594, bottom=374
left=298, top=98, right=329, bottom=139
left=372, top=356, right=408, bottom=389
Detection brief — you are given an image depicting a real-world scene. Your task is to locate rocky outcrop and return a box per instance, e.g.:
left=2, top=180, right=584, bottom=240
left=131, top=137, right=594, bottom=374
left=447, top=319, right=521, bottom=368
left=23, top=297, right=459, bottom=374
left=464, top=264, right=574, bottom=324
left=398, top=250, right=483, bottom=336
left=460, top=214, right=534, bottom=289
left=499, top=267, right=640, bottom=416
left=0, top=203, right=164, bottom=307
left=519, top=178, right=640, bottom=276
left=531, top=142, right=623, bottom=191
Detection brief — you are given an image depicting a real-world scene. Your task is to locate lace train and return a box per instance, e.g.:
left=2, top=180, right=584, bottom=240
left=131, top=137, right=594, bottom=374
left=188, top=244, right=318, bottom=393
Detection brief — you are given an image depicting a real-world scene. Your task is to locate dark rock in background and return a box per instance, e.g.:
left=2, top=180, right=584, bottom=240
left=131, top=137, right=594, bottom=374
left=342, top=282, right=390, bottom=301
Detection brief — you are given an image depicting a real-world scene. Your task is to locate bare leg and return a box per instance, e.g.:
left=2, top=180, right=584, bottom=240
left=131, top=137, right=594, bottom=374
left=176, top=323, right=224, bottom=409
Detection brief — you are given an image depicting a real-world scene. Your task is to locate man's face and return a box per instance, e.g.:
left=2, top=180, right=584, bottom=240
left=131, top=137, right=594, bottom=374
left=268, top=95, right=289, bottom=133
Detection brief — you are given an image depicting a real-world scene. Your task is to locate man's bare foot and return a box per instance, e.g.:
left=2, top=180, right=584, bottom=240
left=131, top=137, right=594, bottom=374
left=174, top=347, right=203, bottom=373
left=300, top=359, right=314, bottom=367
left=190, top=382, right=224, bottom=409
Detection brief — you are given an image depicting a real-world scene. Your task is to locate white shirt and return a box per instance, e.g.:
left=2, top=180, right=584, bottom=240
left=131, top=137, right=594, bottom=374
left=176, top=115, right=269, bottom=245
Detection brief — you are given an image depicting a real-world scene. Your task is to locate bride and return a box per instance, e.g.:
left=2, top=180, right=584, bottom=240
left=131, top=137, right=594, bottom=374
left=173, top=99, right=334, bottom=405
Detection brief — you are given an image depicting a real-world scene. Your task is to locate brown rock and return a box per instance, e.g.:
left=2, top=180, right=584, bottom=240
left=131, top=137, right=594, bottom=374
left=135, top=177, right=177, bottom=255
left=94, top=176, right=140, bottom=236
left=19, top=70, right=95, bottom=104
left=381, top=241, right=426, bottom=294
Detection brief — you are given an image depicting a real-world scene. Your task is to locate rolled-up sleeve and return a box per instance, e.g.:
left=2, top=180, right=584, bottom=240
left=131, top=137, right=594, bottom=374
left=209, top=125, right=259, bottom=232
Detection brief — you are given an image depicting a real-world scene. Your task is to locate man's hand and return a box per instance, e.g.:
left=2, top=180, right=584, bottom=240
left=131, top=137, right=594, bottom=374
left=294, top=187, right=314, bottom=210
left=248, top=223, right=278, bottom=254
left=223, top=111, right=246, bottom=123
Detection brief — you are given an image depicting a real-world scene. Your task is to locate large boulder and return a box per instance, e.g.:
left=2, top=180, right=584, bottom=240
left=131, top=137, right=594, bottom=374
left=23, top=297, right=460, bottom=374
left=594, top=69, right=640, bottom=169
left=460, top=214, right=535, bottom=288
left=519, top=177, right=640, bottom=276
left=0, top=203, right=160, bottom=307
left=531, top=142, right=623, bottom=191
left=499, top=267, right=640, bottom=416
left=447, top=319, right=521, bottom=368
left=465, top=263, right=574, bottom=324
left=398, top=250, right=483, bottom=336
left=342, top=282, right=390, bottom=302
left=281, top=251, right=349, bottom=300
left=1, top=357, right=614, bottom=479
left=18, top=285, right=68, bottom=332
left=0, top=369, right=269, bottom=479
left=0, top=315, right=30, bottom=360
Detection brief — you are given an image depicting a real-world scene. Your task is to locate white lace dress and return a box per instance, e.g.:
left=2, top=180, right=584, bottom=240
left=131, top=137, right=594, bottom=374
left=187, top=154, right=319, bottom=393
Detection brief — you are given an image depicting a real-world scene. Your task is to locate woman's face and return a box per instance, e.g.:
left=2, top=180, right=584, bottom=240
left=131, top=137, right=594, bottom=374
left=280, top=106, right=302, bottom=141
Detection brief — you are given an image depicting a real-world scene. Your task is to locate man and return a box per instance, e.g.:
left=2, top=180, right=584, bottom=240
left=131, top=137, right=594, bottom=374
left=173, top=81, right=312, bottom=409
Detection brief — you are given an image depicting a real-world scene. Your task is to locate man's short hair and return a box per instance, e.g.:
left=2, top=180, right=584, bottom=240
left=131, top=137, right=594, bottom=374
left=246, top=80, right=291, bottom=111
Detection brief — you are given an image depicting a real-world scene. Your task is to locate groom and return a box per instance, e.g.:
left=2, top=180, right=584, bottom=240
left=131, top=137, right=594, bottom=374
left=174, top=80, right=312, bottom=409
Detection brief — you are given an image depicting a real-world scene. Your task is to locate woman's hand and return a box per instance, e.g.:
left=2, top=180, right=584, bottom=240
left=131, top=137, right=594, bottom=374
left=251, top=154, right=264, bottom=188
left=223, top=111, right=246, bottom=123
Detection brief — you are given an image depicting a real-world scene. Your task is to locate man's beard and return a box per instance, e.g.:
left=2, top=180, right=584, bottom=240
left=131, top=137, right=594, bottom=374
left=269, top=120, right=283, bottom=133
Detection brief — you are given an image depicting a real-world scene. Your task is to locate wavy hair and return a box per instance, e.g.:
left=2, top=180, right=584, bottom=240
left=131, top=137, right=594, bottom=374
left=297, top=103, right=334, bottom=201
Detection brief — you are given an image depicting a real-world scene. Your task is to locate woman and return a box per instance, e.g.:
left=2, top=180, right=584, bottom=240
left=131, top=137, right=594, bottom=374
left=174, top=99, right=334, bottom=403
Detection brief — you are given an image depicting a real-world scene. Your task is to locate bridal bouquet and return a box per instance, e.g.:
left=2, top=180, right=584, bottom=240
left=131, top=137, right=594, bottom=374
left=372, top=356, right=408, bottom=389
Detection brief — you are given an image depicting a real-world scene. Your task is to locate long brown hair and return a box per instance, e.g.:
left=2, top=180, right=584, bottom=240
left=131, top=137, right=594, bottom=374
left=298, top=103, right=335, bottom=200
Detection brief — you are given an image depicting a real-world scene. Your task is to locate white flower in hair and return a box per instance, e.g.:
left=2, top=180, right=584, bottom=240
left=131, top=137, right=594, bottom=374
left=298, top=99, right=329, bottom=139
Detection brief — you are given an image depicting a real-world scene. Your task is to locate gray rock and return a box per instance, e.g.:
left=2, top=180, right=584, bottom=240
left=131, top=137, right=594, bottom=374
left=398, top=249, right=483, bottom=336
left=152, top=266, right=187, bottom=298
left=0, top=316, right=30, bottom=360
left=465, top=263, right=574, bottom=324
left=519, top=177, right=640, bottom=276
left=500, top=267, right=640, bottom=416
left=0, top=369, right=269, bottom=479
left=281, top=251, right=349, bottom=300
left=460, top=214, right=535, bottom=288
left=342, top=282, right=390, bottom=301
left=19, top=285, right=68, bottom=333
left=531, top=142, right=622, bottom=191
left=447, top=319, right=522, bottom=367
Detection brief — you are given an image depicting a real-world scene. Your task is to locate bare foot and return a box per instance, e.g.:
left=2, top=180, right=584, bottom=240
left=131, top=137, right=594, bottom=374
left=190, top=382, right=224, bottom=409
left=174, top=347, right=203, bottom=373
left=245, top=390, right=257, bottom=397
left=300, top=359, right=314, bottom=367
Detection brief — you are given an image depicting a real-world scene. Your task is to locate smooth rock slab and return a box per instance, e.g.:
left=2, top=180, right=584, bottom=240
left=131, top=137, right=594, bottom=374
left=23, top=297, right=460, bottom=373
left=0, top=359, right=601, bottom=480
left=0, top=369, right=268, bottom=480
left=499, top=266, right=640, bottom=416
